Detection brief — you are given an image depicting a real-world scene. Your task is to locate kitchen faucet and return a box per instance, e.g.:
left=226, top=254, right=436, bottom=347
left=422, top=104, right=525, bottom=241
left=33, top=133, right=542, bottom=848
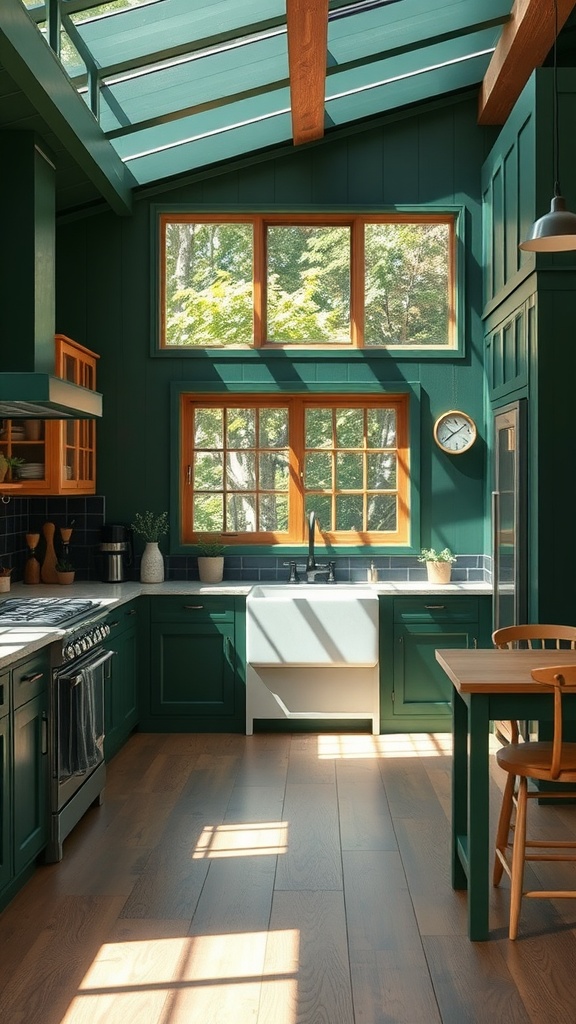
left=283, top=512, right=336, bottom=583
left=305, top=511, right=335, bottom=583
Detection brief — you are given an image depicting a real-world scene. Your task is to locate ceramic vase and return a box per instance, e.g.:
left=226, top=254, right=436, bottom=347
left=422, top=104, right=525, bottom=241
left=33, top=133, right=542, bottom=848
left=198, top=556, right=224, bottom=583
left=426, top=561, right=452, bottom=585
left=140, top=541, right=165, bottom=583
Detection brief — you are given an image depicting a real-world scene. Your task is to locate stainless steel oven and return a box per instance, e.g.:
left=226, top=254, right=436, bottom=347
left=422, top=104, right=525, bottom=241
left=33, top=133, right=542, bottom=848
left=48, top=633, right=114, bottom=862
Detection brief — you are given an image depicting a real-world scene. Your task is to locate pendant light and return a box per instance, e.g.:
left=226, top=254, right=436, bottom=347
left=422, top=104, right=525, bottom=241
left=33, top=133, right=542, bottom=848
left=519, top=0, right=576, bottom=251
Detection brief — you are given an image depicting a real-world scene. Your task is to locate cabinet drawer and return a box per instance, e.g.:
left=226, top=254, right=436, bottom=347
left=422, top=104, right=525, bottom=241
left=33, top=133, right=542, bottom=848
left=393, top=597, right=479, bottom=624
left=12, top=651, right=49, bottom=709
left=105, top=600, right=138, bottom=636
left=0, top=671, right=9, bottom=717
left=150, top=596, right=234, bottom=623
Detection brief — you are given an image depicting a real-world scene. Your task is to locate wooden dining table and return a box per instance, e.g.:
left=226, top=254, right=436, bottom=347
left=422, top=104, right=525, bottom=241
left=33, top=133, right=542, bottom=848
left=435, top=646, right=576, bottom=941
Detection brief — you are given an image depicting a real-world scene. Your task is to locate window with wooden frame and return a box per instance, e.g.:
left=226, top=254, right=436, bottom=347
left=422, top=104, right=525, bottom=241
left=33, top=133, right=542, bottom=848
left=181, top=394, right=410, bottom=546
left=160, top=213, right=456, bottom=350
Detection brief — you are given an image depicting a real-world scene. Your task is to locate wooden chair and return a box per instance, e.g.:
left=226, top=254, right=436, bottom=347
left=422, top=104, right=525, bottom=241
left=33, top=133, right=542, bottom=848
left=493, top=663, right=576, bottom=939
left=491, top=626, right=576, bottom=916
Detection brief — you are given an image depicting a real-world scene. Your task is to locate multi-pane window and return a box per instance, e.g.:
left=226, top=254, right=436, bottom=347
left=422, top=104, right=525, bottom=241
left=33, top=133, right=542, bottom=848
left=161, top=213, right=455, bottom=350
left=181, top=395, right=410, bottom=546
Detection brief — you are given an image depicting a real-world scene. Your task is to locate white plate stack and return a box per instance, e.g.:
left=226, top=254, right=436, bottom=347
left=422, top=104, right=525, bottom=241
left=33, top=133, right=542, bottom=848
left=18, top=463, right=45, bottom=480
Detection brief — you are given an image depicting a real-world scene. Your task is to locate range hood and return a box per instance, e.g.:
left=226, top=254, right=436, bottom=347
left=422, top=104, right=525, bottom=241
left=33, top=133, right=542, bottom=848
left=0, top=374, right=103, bottom=419
left=0, top=133, right=103, bottom=420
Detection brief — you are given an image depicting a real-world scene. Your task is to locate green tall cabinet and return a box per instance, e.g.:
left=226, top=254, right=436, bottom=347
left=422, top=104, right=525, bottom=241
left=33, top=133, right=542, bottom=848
left=482, top=67, right=576, bottom=627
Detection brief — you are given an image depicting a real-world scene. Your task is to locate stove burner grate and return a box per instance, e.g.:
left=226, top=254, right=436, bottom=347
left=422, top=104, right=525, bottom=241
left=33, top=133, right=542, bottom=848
left=0, top=598, right=99, bottom=626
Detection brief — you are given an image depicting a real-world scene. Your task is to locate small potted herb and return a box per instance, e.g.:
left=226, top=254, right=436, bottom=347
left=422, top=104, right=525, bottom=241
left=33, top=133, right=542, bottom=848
left=418, top=547, right=457, bottom=585
left=197, top=535, right=226, bottom=583
left=55, top=559, right=75, bottom=585
left=4, top=455, right=25, bottom=482
left=0, top=565, right=12, bottom=593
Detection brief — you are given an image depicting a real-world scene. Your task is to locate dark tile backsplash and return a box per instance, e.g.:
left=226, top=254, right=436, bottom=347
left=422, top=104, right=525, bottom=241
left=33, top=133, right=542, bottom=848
left=0, top=497, right=491, bottom=583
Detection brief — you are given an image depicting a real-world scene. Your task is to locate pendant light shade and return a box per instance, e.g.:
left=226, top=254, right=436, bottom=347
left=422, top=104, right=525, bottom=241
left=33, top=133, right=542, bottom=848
left=519, top=192, right=576, bottom=251
left=519, top=0, right=576, bottom=252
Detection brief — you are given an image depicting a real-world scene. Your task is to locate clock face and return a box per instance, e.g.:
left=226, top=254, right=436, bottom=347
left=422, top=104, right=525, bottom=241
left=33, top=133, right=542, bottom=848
left=433, top=411, right=477, bottom=454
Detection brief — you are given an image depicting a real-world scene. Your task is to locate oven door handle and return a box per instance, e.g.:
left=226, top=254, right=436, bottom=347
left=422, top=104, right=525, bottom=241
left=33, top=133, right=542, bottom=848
left=61, top=648, right=115, bottom=684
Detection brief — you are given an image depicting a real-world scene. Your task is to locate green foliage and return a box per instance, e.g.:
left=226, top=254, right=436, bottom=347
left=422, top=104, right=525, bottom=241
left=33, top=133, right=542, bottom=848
left=197, top=536, right=226, bottom=557
left=55, top=559, right=74, bottom=573
left=131, top=511, right=169, bottom=542
left=163, top=219, right=451, bottom=348
left=418, top=547, right=457, bottom=563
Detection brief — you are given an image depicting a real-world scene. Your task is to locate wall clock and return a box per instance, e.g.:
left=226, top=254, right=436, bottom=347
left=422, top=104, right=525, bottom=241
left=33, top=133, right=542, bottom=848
left=433, top=410, right=477, bottom=455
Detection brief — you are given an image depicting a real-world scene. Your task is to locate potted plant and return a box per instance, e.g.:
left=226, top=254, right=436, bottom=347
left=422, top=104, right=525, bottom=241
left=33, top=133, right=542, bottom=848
left=131, top=510, right=169, bottom=583
left=4, top=455, right=25, bottom=482
left=197, top=536, right=226, bottom=583
left=55, top=558, right=75, bottom=585
left=0, top=565, right=12, bottom=593
left=418, top=547, right=457, bottom=585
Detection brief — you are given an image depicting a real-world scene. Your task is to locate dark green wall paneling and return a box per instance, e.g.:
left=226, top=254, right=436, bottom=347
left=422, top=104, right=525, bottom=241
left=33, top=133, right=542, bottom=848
left=56, top=96, right=491, bottom=558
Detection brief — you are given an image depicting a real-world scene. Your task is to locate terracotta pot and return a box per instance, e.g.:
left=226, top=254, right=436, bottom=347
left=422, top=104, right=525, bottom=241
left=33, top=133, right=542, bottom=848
left=426, top=561, right=452, bottom=585
left=198, top=556, right=224, bottom=583
left=56, top=571, right=75, bottom=585
left=0, top=576, right=10, bottom=593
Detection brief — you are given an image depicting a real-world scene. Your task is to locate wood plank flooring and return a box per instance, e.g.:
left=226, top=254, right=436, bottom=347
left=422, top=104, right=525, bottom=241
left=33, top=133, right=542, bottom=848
left=2, top=730, right=576, bottom=1023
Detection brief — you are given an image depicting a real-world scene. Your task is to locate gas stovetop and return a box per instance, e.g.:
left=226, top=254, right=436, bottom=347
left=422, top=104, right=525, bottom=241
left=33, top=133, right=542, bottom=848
left=0, top=598, right=101, bottom=627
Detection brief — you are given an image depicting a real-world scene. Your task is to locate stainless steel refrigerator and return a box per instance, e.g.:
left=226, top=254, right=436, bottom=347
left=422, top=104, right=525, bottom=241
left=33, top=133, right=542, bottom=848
left=492, top=400, right=527, bottom=633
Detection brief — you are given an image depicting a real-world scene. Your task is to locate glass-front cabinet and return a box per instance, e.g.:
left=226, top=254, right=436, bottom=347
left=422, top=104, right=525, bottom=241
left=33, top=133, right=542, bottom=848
left=0, top=335, right=98, bottom=495
left=54, top=335, right=98, bottom=492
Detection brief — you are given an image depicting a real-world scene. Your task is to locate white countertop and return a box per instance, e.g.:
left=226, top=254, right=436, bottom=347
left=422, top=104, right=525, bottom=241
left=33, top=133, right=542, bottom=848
left=0, top=579, right=492, bottom=669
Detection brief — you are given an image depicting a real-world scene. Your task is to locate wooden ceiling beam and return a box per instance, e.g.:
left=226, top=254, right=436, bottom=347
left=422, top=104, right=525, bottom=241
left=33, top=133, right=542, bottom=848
left=286, top=0, right=329, bottom=146
left=479, top=0, right=576, bottom=125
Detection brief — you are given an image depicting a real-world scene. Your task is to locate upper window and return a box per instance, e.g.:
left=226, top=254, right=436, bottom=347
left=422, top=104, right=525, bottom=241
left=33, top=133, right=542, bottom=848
left=160, top=213, right=456, bottom=350
left=181, top=394, right=410, bottom=547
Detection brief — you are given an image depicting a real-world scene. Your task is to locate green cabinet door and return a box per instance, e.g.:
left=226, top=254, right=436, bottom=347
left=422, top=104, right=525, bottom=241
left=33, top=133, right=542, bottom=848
left=393, top=622, right=477, bottom=717
left=0, top=713, right=10, bottom=891
left=150, top=620, right=236, bottom=720
left=104, top=603, right=139, bottom=761
left=13, top=693, right=47, bottom=875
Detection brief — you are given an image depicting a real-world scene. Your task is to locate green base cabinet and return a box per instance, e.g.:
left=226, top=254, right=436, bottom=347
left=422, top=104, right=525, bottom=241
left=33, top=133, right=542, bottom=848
left=13, top=692, right=47, bottom=875
left=0, top=705, right=10, bottom=892
left=142, top=596, right=245, bottom=732
left=0, top=651, right=49, bottom=911
left=379, top=595, right=492, bottom=731
left=103, top=600, right=139, bottom=761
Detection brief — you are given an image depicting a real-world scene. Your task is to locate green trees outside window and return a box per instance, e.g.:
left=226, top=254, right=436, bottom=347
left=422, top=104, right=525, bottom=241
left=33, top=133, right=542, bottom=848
left=161, top=213, right=455, bottom=350
left=181, top=395, right=409, bottom=546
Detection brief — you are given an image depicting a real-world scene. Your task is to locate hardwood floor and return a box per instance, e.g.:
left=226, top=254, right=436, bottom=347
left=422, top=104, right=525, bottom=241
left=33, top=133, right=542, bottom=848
left=2, top=730, right=576, bottom=1023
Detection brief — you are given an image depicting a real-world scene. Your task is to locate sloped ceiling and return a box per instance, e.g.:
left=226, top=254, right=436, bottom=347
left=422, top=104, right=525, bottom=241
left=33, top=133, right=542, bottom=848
left=0, top=0, right=574, bottom=215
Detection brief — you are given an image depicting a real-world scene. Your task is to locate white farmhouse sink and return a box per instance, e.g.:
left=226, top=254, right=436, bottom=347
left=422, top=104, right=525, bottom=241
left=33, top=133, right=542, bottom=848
left=245, top=584, right=380, bottom=735
left=246, top=585, right=379, bottom=667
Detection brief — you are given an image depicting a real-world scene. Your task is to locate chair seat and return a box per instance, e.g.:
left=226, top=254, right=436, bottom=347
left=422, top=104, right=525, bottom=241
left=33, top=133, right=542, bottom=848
left=496, top=741, right=576, bottom=782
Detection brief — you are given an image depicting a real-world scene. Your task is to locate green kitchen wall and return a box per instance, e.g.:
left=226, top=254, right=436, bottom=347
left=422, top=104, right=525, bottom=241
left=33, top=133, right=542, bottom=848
left=55, top=93, right=498, bottom=558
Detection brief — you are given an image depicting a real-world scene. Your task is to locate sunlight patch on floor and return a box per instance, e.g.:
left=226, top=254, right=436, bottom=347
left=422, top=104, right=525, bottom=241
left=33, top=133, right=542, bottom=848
left=61, top=930, right=299, bottom=1024
left=316, top=732, right=453, bottom=759
left=193, top=821, right=289, bottom=859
